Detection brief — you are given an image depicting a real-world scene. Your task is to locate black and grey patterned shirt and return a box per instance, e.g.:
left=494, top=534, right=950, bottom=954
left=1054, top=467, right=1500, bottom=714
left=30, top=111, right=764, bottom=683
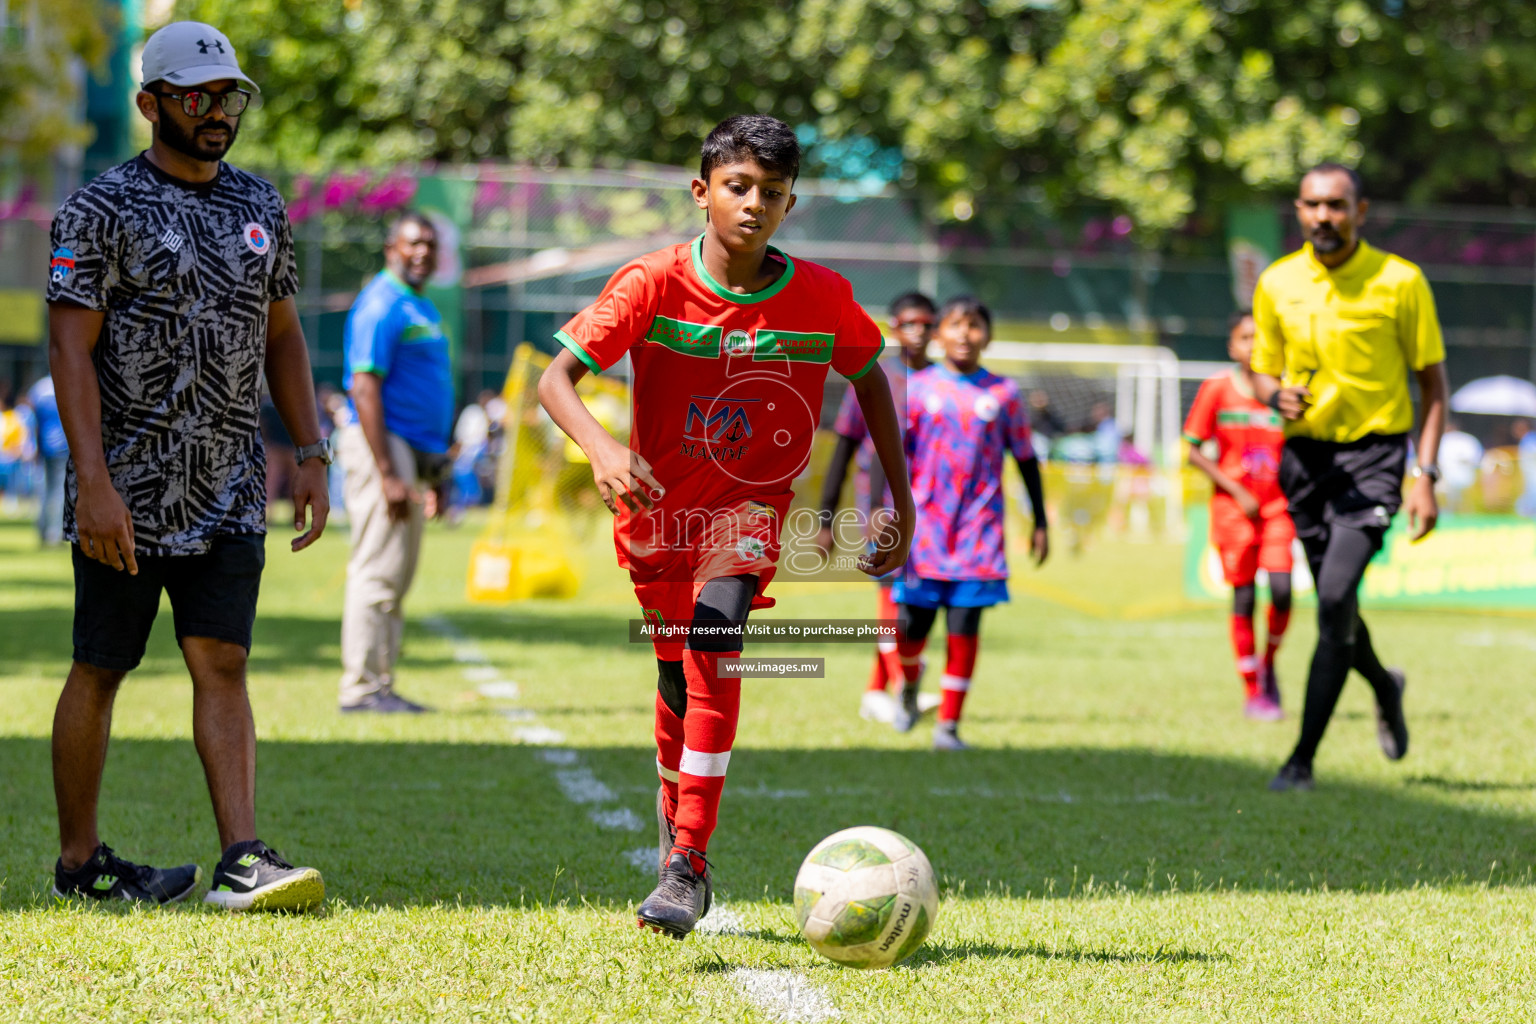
left=47, top=155, right=298, bottom=556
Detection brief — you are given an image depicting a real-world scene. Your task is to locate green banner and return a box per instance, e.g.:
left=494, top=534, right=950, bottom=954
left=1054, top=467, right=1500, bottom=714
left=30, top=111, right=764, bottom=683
left=1226, top=204, right=1282, bottom=309
left=1184, top=507, right=1536, bottom=610
left=412, top=175, right=475, bottom=399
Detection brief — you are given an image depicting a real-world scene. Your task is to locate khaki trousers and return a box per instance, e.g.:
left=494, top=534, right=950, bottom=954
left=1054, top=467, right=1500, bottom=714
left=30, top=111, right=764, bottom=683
left=337, top=425, right=424, bottom=704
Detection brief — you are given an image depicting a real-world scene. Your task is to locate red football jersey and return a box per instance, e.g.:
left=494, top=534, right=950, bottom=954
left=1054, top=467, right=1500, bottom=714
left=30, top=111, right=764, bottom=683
left=1182, top=370, right=1286, bottom=513
left=557, top=235, right=885, bottom=570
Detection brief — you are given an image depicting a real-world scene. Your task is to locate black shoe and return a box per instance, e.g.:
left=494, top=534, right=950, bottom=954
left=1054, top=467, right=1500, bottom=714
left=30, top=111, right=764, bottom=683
left=1261, top=664, right=1281, bottom=707
left=1268, top=762, right=1315, bottom=792
left=340, top=691, right=432, bottom=713
left=53, top=844, right=200, bottom=905
left=636, top=849, right=712, bottom=939
left=655, top=786, right=677, bottom=880
left=1375, top=669, right=1408, bottom=761
left=204, top=840, right=325, bottom=912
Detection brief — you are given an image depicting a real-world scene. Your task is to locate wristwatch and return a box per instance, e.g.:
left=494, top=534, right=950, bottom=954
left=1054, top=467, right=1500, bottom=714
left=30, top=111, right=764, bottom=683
left=296, top=439, right=333, bottom=466
left=1410, top=464, right=1440, bottom=483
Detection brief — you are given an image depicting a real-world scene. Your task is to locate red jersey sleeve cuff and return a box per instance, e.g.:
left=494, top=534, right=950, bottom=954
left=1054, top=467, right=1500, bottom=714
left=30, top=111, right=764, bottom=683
left=841, top=342, right=885, bottom=381
left=555, top=330, right=603, bottom=375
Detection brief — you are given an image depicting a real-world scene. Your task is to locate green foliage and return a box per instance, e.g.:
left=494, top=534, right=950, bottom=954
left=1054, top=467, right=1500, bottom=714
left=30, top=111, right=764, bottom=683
left=0, top=0, right=114, bottom=168
left=169, top=0, right=1536, bottom=234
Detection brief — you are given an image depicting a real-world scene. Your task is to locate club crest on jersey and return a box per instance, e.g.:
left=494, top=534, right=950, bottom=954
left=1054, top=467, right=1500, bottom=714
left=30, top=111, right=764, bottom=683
left=973, top=394, right=1001, bottom=422
left=724, top=329, right=753, bottom=356
left=735, top=535, right=767, bottom=562
left=50, top=248, right=75, bottom=284
left=242, top=223, right=270, bottom=256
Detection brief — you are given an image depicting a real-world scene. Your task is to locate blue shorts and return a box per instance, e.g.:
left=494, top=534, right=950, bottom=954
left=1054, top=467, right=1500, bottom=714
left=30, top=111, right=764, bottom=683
left=892, top=577, right=1009, bottom=609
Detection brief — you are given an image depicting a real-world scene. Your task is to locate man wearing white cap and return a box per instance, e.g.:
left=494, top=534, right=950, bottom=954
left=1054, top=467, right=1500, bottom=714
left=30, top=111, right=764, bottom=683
left=46, top=22, right=329, bottom=911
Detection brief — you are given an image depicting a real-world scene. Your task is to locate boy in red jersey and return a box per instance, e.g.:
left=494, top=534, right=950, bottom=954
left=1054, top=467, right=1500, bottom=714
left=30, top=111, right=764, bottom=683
left=538, top=115, right=912, bottom=939
left=816, top=291, right=936, bottom=724
left=1183, top=311, right=1295, bottom=720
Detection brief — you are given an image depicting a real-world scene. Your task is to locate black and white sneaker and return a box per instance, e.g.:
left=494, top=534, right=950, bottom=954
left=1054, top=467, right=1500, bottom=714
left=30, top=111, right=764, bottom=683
left=637, top=849, right=712, bottom=939
left=204, top=840, right=325, bottom=912
left=1267, top=762, right=1315, bottom=792
left=1375, top=668, right=1408, bottom=761
left=655, top=785, right=677, bottom=879
left=52, top=844, right=200, bottom=905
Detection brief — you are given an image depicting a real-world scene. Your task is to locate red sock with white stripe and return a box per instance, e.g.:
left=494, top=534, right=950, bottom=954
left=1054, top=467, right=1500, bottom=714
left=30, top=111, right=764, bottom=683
left=938, top=633, right=979, bottom=723
left=1231, top=613, right=1259, bottom=697
left=674, top=649, right=741, bottom=871
left=1264, top=606, right=1290, bottom=671
left=653, top=690, right=683, bottom=820
left=870, top=586, right=899, bottom=692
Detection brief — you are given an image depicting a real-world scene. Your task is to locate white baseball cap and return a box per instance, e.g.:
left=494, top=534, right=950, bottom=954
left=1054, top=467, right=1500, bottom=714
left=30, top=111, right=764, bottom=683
left=141, top=21, right=259, bottom=92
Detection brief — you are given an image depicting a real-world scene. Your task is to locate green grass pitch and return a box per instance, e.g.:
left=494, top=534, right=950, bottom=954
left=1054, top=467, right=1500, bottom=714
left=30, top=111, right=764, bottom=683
left=2, top=515, right=1534, bottom=1022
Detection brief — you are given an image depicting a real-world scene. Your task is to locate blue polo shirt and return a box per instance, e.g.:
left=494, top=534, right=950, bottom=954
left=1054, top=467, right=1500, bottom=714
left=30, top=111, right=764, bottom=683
left=343, top=271, right=454, bottom=454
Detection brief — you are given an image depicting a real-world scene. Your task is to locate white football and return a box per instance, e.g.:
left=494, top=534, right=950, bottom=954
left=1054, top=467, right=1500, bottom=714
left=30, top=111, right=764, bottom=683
left=793, top=825, right=939, bottom=969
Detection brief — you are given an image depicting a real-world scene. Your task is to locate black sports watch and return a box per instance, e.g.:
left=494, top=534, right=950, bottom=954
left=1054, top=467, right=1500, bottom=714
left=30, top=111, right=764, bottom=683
left=296, top=439, right=333, bottom=466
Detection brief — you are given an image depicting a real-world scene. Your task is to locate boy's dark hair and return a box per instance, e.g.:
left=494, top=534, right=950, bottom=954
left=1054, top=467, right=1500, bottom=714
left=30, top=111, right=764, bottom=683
left=889, top=292, right=936, bottom=318
left=700, top=115, right=801, bottom=184
left=938, top=294, right=992, bottom=331
left=1301, top=162, right=1364, bottom=201
left=1228, top=308, right=1253, bottom=331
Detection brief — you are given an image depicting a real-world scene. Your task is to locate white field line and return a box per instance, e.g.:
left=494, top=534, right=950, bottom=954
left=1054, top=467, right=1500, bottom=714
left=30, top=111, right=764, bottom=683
left=695, top=903, right=748, bottom=936
left=730, top=968, right=839, bottom=1022
left=617, top=782, right=1199, bottom=804
left=478, top=680, right=522, bottom=699
left=624, top=847, right=657, bottom=872
left=554, top=768, right=616, bottom=804
left=588, top=807, right=644, bottom=831
left=514, top=725, right=567, bottom=745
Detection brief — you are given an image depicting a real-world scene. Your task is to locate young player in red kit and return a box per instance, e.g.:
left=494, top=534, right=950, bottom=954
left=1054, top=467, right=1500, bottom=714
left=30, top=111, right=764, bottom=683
left=1183, top=311, right=1295, bottom=720
left=893, top=297, right=1048, bottom=749
left=816, top=292, right=938, bottom=724
left=538, top=115, right=912, bottom=939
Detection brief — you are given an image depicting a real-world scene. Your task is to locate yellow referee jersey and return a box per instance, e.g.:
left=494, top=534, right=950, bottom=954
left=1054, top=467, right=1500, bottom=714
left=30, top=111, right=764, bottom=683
left=1250, top=240, right=1445, bottom=443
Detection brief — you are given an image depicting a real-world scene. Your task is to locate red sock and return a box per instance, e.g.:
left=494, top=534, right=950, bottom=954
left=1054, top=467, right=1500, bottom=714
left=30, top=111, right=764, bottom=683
left=939, top=633, right=979, bottom=723
left=653, top=691, right=683, bottom=820
left=869, top=587, right=899, bottom=692
left=1265, top=607, right=1290, bottom=668
left=1231, top=613, right=1259, bottom=697
left=897, top=637, right=927, bottom=686
left=673, top=649, right=741, bottom=870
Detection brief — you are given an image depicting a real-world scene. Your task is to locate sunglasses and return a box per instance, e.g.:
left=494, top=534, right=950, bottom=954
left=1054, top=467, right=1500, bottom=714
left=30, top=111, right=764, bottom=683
left=156, top=88, right=251, bottom=118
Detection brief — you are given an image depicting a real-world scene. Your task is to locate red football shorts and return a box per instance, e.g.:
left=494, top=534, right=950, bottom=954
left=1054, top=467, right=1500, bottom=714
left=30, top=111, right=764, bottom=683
left=629, top=497, right=787, bottom=659
left=1210, top=496, right=1295, bottom=586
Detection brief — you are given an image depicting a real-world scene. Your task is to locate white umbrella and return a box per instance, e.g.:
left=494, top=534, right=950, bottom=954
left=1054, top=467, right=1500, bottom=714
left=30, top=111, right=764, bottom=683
left=1450, top=375, right=1536, bottom=417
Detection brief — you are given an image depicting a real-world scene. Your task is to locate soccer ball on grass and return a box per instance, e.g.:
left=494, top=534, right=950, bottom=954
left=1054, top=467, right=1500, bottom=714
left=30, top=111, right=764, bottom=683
left=793, top=826, right=939, bottom=969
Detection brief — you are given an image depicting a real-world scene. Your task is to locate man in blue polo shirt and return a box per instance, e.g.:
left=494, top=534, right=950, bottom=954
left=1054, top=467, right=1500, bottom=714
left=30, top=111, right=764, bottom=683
left=338, top=210, right=454, bottom=712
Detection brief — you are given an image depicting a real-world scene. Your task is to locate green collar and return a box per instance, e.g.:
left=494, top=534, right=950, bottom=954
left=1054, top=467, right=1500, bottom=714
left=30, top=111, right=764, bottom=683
left=690, top=234, right=795, bottom=304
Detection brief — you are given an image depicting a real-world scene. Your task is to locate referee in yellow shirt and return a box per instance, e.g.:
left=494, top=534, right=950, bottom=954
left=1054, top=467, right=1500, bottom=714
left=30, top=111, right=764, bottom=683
left=1251, top=163, right=1449, bottom=792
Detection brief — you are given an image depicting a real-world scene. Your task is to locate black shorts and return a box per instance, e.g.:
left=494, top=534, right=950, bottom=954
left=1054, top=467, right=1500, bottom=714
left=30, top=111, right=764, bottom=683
left=72, top=533, right=266, bottom=671
left=1279, top=433, right=1408, bottom=545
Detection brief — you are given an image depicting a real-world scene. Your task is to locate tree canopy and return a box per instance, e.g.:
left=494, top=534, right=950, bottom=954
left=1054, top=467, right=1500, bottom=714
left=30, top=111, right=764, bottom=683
left=1, top=0, right=114, bottom=170
left=171, top=0, right=1536, bottom=233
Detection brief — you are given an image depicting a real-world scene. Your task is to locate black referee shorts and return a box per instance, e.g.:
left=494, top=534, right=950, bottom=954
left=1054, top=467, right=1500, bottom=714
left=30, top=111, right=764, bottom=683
left=1279, top=433, right=1408, bottom=548
left=72, top=533, right=266, bottom=672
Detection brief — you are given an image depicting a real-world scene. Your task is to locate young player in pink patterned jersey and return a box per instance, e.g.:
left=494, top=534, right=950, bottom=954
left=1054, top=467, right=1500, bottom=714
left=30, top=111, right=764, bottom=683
left=816, top=292, right=936, bottom=724
left=893, top=296, right=1049, bottom=749
left=538, top=115, right=912, bottom=939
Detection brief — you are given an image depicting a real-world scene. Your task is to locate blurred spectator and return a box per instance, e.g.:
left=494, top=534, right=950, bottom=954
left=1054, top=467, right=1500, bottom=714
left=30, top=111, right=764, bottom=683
left=259, top=391, right=297, bottom=514
left=1027, top=389, right=1064, bottom=460
left=451, top=389, right=500, bottom=514
left=1089, top=400, right=1120, bottom=464
left=1515, top=419, right=1536, bottom=518
left=0, top=388, right=34, bottom=514
left=26, top=376, right=69, bottom=543
left=1436, top=418, right=1482, bottom=513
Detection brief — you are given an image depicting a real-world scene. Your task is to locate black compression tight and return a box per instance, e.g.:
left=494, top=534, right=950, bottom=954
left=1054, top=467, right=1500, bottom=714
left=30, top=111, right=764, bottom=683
left=1287, top=526, right=1401, bottom=768
left=898, top=603, right=983, bottom=643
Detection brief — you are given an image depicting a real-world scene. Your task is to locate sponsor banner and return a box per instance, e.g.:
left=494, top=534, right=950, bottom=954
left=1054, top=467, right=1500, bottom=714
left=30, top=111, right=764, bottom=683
left=1184, top=506, right=1536, bottom=609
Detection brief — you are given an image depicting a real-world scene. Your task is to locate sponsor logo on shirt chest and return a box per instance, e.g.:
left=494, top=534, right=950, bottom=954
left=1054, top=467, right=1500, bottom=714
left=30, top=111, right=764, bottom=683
left=645, top=315, right=832, bottom=364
